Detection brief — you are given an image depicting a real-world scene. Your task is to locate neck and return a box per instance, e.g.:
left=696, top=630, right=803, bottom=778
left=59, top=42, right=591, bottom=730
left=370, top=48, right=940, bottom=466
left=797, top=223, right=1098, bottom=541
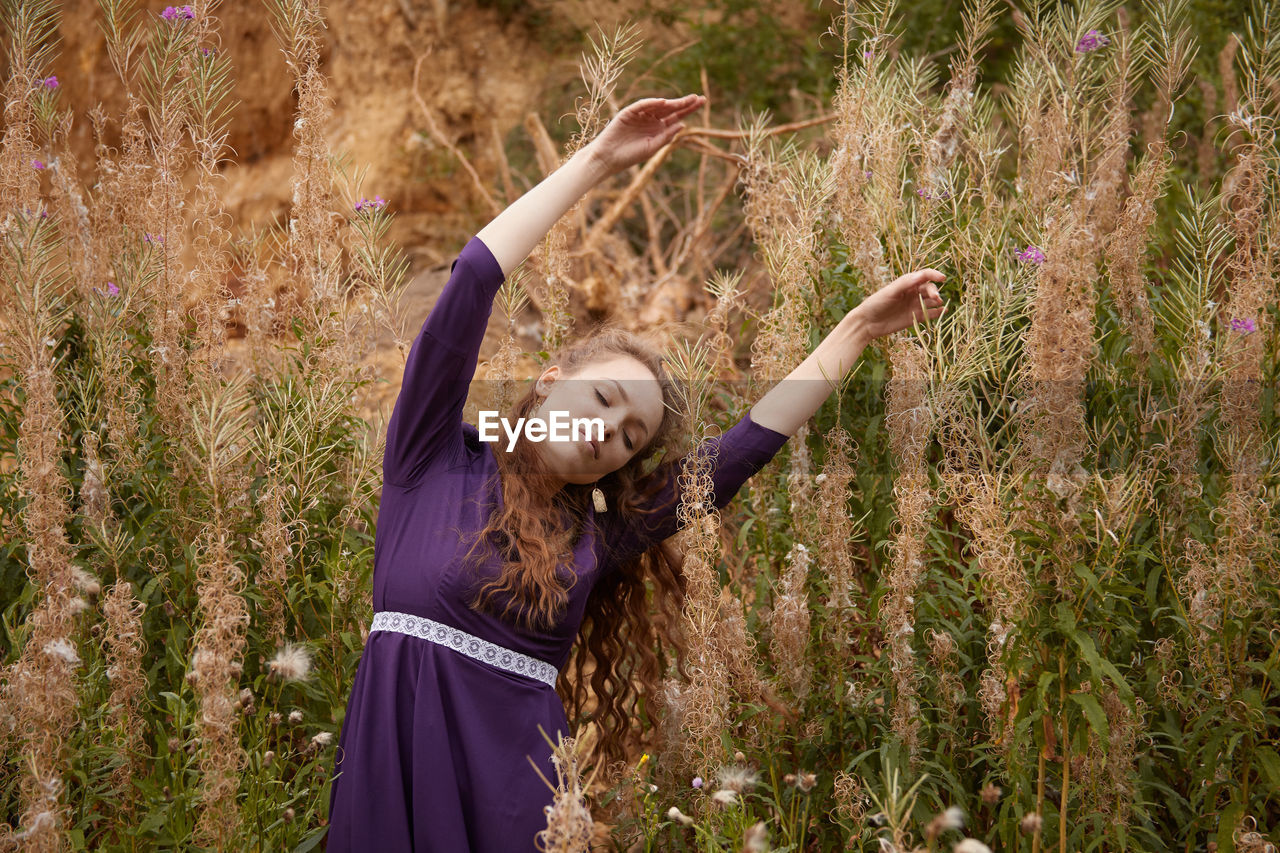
left=530, top=442, right=572, bottom=495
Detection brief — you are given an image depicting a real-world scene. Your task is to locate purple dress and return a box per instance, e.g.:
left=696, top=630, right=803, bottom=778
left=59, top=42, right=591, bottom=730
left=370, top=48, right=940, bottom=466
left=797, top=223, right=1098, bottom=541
left=325, top=236, right=790, bottom=852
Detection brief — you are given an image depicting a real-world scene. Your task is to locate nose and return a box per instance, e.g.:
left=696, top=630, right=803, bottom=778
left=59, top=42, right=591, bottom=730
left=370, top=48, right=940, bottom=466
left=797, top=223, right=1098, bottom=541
left=597, top=414, right=619, bottom=445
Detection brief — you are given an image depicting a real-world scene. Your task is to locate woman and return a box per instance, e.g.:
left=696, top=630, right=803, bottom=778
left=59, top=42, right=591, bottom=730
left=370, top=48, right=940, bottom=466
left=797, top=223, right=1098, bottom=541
left=325, top=93, right=946, bottom=851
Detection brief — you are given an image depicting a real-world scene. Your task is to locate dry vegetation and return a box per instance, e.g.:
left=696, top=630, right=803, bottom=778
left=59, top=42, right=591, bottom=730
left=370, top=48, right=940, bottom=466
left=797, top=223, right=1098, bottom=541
left=1, top=0, right=1278, bottom=850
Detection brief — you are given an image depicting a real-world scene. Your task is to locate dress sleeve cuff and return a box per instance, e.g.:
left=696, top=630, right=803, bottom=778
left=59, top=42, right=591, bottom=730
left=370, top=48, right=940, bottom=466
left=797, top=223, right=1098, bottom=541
left=741, top=408, right=791, bottom=454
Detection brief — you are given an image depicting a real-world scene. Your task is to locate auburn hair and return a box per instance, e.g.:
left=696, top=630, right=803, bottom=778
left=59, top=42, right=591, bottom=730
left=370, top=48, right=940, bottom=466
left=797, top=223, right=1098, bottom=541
left=453, top=324, right=696, bottom=770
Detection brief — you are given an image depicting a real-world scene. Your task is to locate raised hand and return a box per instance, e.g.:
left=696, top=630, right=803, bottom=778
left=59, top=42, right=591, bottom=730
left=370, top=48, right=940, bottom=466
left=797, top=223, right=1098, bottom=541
left=851, top=269, right=948, bottom=341
left=585, top=94, right=706, bottom=177
left=747, top=268, right=948, bottom=438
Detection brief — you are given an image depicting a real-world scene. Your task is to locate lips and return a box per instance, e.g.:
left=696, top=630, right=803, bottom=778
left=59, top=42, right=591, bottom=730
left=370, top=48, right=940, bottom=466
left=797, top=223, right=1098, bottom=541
left=589, top=439, right=599, bottom=459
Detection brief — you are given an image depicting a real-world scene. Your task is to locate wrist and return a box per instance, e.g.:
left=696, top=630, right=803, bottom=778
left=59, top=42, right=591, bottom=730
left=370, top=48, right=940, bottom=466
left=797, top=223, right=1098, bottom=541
left=574, top=142, right=616, bottom=184
left=840, top=306, right=872, bottom=351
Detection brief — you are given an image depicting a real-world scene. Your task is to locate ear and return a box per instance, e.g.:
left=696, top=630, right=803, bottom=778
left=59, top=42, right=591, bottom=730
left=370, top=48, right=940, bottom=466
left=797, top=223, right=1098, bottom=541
left=535, top=365, right=560, bottom=398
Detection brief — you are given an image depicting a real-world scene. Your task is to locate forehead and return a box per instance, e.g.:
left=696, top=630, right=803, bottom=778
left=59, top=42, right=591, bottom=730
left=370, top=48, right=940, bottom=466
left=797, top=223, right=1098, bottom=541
left=572, top=354, right=658, bottom=384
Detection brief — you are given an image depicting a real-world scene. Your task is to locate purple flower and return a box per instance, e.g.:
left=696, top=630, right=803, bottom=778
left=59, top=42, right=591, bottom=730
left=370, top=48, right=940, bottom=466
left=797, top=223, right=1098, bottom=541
left=1016, top=245, right=1045, bottom=265
left=31, top=159, right=44, bottom=170
left=692, top=776, right=703, bottom=788
left=1230, top=317, right=1257, bottom=335
left=107, top=281, right=120, bottom=296
left=42, top=75, right=58, bottom=89
left=201, top=47, right=215, bottom=56
left=160, top=5, right=194, bottom=21
left=355, top=195, right=388, bottom=213
left=863, top=50, right=873, bottom=60
left=1076, top=29, right=1109, bottom=53
left=144, top=233, right=165, bottom=244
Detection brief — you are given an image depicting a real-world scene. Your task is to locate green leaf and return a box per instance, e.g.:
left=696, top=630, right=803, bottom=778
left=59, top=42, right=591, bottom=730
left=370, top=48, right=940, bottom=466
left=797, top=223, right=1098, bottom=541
left=1254, top=748, right=1280, bottom=791
left=138, top=806, right=168, bottom=834
left=1055, top=601, right=1077, bottom=634
left=1217, top=801, right=1244, bottom=851
left=1072, top=561, right=1103, bottom=599
left=1067, top=628, right=1134, bottom=702
left=1036, top=670, right=1056, bottom=705
left=1069, top=692, right=1110, bottom=744
left=1144, top=563, right=1162, bottom=608
left=294, top=825, right=329, bottom=852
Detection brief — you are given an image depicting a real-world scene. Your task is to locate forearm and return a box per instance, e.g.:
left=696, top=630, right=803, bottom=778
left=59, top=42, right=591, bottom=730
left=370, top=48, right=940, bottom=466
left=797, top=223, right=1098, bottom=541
left=476, top=145, right=612, bottom=278
left=750, top=310, right=871, bottom=437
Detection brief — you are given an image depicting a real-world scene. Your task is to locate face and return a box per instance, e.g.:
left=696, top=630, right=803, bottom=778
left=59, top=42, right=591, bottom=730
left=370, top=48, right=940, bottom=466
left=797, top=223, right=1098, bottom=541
left=530, top=354, right=666, bottom=486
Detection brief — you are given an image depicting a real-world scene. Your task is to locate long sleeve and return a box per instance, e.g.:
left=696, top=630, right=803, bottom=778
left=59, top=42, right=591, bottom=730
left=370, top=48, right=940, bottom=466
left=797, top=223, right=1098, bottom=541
left=383, top=236, right=507, bottom=487
left=599, top=409, right=790, bottom=568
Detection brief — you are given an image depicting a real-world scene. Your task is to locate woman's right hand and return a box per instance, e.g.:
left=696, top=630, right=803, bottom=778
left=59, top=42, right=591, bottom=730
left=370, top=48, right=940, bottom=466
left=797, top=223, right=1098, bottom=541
left=476, top=95, right=704, bottom=277
left=585, top=94, right=706, bottom=178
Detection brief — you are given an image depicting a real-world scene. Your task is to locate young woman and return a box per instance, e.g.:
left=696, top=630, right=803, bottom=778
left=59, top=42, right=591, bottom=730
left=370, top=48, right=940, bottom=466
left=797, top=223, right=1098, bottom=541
left=325, top=93, right=946, bottom=851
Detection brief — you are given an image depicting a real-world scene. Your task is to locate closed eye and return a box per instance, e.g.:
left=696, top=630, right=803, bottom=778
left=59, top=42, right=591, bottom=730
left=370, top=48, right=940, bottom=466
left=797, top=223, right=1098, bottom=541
left=595, top=389, right=634, bottom=450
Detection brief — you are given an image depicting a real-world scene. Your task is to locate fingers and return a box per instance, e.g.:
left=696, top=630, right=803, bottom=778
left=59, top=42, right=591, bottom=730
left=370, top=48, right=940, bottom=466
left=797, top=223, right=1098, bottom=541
left=902, top=268, right=946, bottom=285
left=666, top=94, right=706, bottom=120
left=628, top=94, right=705, bottom=122
left=897, top=269, right=946, bottom=301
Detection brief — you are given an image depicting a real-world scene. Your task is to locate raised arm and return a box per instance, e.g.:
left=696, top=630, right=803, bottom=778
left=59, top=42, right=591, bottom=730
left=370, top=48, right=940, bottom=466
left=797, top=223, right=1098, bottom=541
left=600, top=266, right=949, bottom=562
left=384, top=94, right=708, bottom=486
left=749, top=268, right=949, bottom=436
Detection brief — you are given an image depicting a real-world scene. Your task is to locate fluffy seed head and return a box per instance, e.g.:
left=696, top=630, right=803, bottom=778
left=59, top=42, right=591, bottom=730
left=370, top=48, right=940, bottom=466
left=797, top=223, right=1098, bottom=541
left=267, top=643, right=312, bottom=681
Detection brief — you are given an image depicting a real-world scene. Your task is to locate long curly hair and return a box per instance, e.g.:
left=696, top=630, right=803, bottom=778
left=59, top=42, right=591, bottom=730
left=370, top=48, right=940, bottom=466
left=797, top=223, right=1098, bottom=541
left=454, top=324, right=696, bottom=769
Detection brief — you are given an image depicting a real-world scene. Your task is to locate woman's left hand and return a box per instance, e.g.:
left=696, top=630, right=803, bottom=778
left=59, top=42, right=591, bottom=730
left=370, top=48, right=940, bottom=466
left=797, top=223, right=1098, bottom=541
left=850, top=269, right=948, bottom=341
left=585, top=94, right=706, bottom=178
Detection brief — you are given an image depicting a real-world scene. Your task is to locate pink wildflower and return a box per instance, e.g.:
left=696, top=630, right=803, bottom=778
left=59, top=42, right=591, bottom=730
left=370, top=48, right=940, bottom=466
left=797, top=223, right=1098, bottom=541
left=31, top=159, right=44, bottom=170
left=42, top=75, right=58, bottom=89
left=692, top=776, right=703, bottom=788
left=107, top=281, right=120, bottom=296
left=160, top=5, right=194, bottom=21
left=1016, top=245, right=1045, bottom=265
left=355, top=195, right=388, bottom=213
left=1230, top=317, right=1256, bottom=335
left=1076, top=29, right=1109, bottom=53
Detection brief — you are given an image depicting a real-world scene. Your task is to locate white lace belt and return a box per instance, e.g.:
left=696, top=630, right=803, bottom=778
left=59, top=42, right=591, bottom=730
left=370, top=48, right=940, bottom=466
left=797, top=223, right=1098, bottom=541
left=369, top=610, right=559, bottom=688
